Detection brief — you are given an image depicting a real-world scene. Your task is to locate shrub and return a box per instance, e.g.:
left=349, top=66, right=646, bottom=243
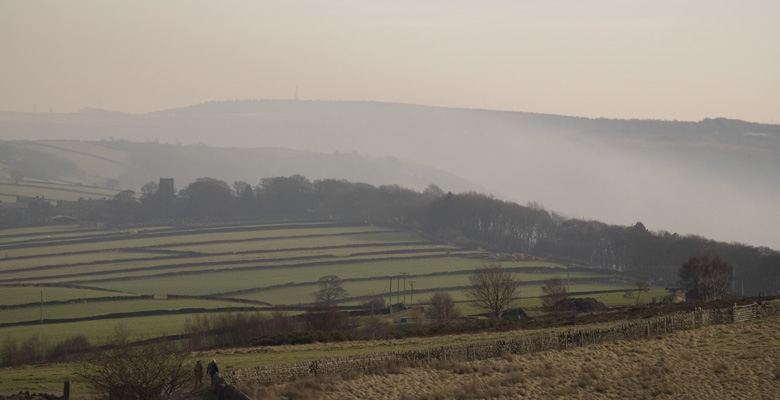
left=0, top=337, right=21, bottom=367
left=50, top=334, right=91, bottom=362
left=79, top=329, right=194, bottom=400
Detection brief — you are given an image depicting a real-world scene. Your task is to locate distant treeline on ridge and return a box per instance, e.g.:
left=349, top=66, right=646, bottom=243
left=6, top=174, right=780, bottom=297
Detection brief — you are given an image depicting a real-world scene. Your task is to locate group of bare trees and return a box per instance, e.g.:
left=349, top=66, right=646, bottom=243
left=679, top=254, right=733, bottom=301
left=450, top=255, right=735, bottom=320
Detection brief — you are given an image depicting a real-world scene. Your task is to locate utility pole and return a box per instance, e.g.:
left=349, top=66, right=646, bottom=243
left=40, top=290, right=43, bottom=324
left=409, top=281, right=416, bottom=304
left=389, top=276, right=392, bottom=312
left=401, top=272, right=408, bottom=304
left=396, top=276, right=400, bottom=304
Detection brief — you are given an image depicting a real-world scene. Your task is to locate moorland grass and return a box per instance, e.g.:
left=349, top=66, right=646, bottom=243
left=9, top=310, right=776, bottom=397
left=285, top=314, right=780, bottom=400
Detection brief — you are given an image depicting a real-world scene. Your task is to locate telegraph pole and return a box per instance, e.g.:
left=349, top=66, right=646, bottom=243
left=401, top=272, right=408, bottom=304
left=396, top=276, right=400, bottom=304
left=409, top=281, right=416, bottom=304
left=389, top=276, right=392, bottom=312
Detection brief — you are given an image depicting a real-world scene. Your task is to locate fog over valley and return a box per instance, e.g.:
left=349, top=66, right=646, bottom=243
left=2, top=1, right=778, bottom=248
left=2, top=100, right=778, bottom=250
left=4, top=3, right=780, bottom=397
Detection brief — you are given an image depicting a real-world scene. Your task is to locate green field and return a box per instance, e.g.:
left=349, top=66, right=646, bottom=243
left=0, top=220, right=670, bottom=397
left=0, top=286, right=135, bottom=307
left=0, top=221, right=652, bottom=348
left=0, top=179, right=121, bottom=202
left=0, top=309, right=223, bottom=347
left=0, top=298, right=263, bottom=325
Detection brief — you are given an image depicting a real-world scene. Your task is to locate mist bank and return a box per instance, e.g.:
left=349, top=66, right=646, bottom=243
left=1, top=100, right=778, bottom=249
left=0, top=140, right=484, bottom=199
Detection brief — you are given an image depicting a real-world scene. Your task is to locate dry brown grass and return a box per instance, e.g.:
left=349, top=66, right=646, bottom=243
left=245, top=314, right=780, bottom=399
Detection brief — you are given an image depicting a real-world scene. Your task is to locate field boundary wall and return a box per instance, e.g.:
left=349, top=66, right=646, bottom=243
left=223, top=298, right=780, bottom=386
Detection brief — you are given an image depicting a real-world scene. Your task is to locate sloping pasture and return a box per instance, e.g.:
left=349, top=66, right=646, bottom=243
left=0, top=308, right=235, bottom=346
left=9, top=140, right=130, bottom=182
left=0, top=221, right=646, bottom=347
left=0, top=179, right=121, bottom=202
left=0, top=285, right=134, bottom=307
left=0, top=297, right=262, bottom=326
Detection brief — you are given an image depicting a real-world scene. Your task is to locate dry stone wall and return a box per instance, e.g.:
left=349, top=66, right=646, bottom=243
left=223, top=299, right=780, bottom=387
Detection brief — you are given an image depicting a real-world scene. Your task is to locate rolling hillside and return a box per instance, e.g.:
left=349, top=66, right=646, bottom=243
left=0, top=138, right=482, bottom=198
left=2, top=100, right=779, bottom=249
left=0, top=222, right=650, bottom=347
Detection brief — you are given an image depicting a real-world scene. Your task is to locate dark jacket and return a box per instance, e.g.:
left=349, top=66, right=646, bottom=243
left=207, top=360, right=219, bottom=377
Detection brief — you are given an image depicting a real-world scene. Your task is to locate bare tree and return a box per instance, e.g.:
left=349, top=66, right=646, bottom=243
left=463, top=264, right=520, bottom=318
left=313, top=275, right=348, bottom=304
left=425, top=292, right=461, bottom=322
left=231, top=180, right=249, bottom=197
left=680, top=254, right=733, bottom=302
left=540, top=277, right=568, bottom=313
left=79, top=328, right=194, bottom=400
left=623, top=280, right=650, bottom=306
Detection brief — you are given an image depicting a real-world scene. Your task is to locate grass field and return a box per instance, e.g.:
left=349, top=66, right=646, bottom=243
left=3, top=313, right=777, bottom=397
left=0, top=286, right=134, bottom=307
left=0, top=309, right=275, bottom=349
left=3, top=140, right=129, bottom=187
left=0, top=298, right=263, bottom=325
left=0, top=222, right=651, bottom=349
left=264, top=314, right=780, bottom=400
left=0, top=180, right=121, bottom=202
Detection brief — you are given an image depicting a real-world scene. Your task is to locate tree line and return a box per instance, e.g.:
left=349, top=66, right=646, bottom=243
left=135, top=175, right=780, bottom=296
left=13, top=173, right=780, bottom=296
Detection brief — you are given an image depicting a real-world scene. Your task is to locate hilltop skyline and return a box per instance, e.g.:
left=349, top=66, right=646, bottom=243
left=1, top=1, right=778, bottom=123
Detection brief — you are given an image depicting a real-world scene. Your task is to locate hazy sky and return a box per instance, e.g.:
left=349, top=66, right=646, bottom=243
left=1, top=0, right=778, bottom=123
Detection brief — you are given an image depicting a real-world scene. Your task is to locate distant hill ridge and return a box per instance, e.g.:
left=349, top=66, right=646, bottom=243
left=2, top=99, right=779, bottom=249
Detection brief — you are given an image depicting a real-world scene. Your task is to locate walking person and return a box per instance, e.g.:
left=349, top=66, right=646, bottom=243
left=194, top=360, right=203, bottom=387
left=207, top=359, right=219, bottom=384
